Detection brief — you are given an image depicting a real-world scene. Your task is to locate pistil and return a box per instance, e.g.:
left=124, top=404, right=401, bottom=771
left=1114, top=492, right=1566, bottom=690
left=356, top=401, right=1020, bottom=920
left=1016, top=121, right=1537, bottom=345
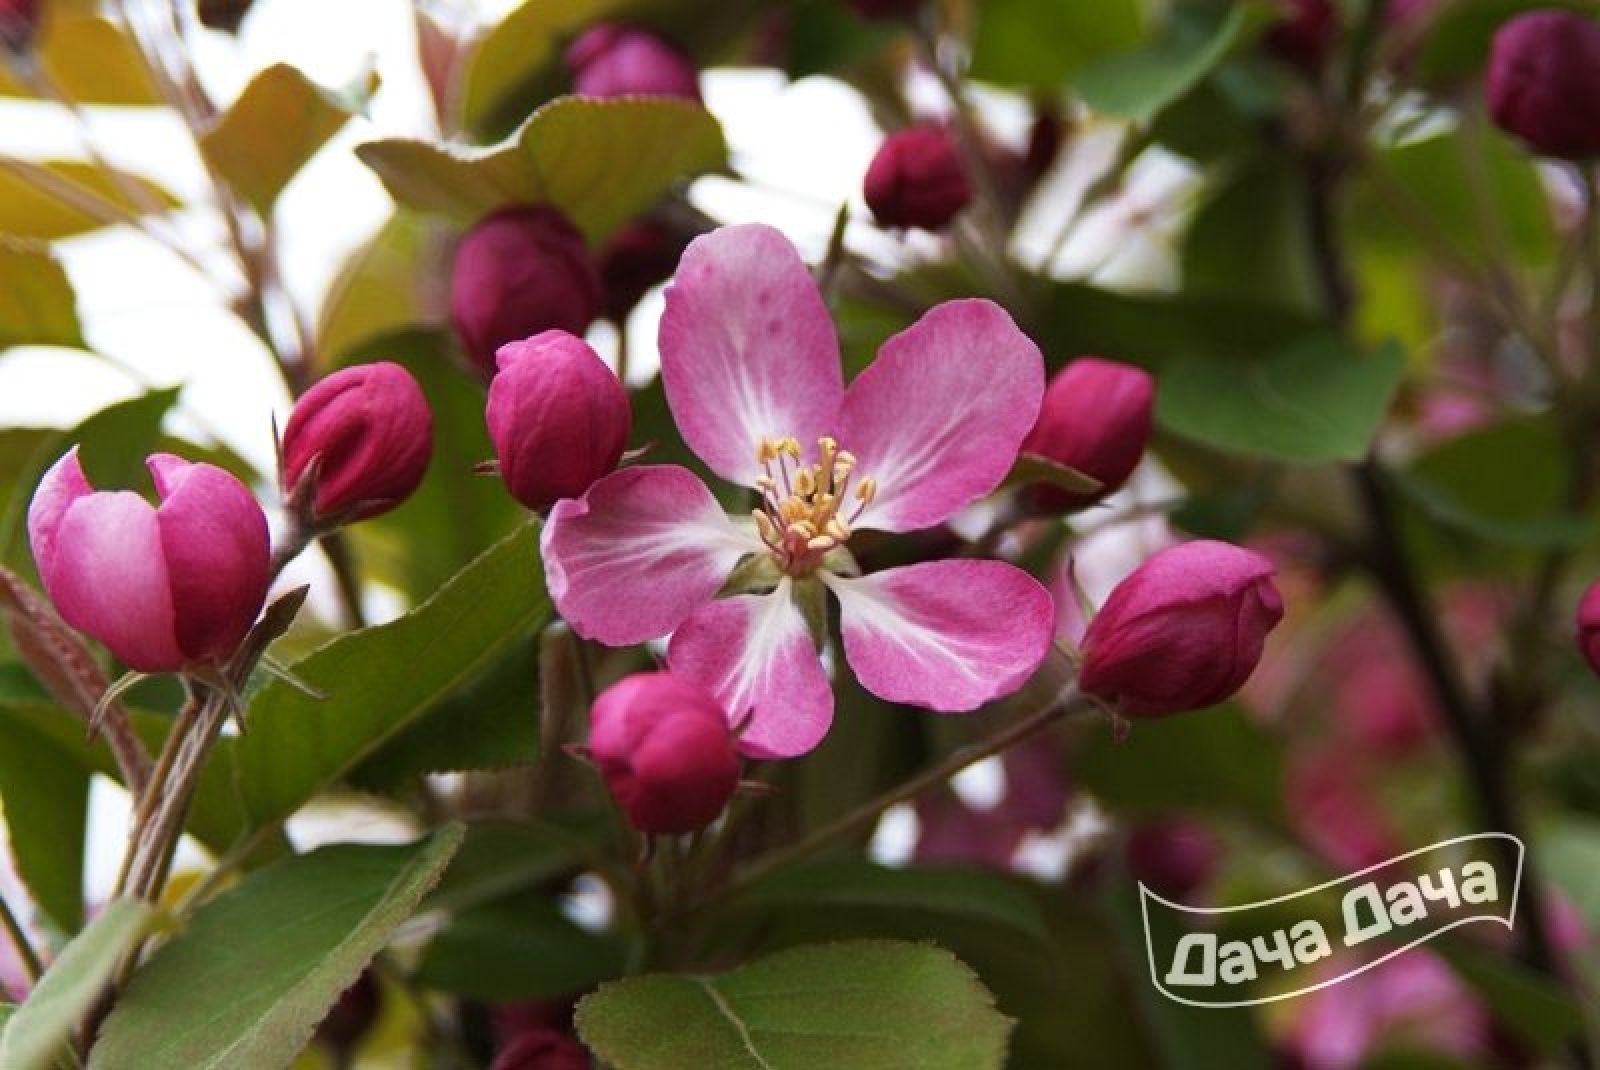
left=751, top=435, right=877, bottom=574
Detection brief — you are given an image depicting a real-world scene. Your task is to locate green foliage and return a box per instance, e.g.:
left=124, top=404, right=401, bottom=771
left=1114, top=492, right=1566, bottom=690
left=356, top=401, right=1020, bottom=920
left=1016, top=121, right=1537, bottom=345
left=1076, top=704, right=1286, bottom=823
left=91, top=828, right=462, bottom=1069
left=1157, top=335, right=1406, bottom=463
left=357, top=96, right=727, bottom=241
left=0, top=900, right=159, bottom=1070
left=0, top=710, right=87, bottom=931
left=969, top=0, right=1145, bottom=90
left=0, top=240, right=82, bottom=351
left=200, top=64, right=378, bottom=216
left=416, top=898, right=626, bottom=1001
left=233, top=521, right=548, bottom=832
left=1074, top=3, right=1265, bottom=124
left=0, top=160, right=177, bottom=241
left=575, top=941, right=1013, bottom=1070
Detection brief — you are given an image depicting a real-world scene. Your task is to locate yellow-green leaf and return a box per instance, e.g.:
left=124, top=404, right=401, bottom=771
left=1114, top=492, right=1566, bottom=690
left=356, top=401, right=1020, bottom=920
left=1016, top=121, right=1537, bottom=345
left=0, top=158, right=178, bottom=240
left=0, top=239, right=83, bottom=350
left=356, top=95, right=726, bottom=241
left=0, top=13, right=162, bottom=106
left=200, top=63, right=377, bottom=215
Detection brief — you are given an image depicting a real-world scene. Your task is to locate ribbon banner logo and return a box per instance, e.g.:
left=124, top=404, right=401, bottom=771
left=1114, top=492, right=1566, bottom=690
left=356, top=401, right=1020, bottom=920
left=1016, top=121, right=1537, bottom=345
left=1140, top=833, right=1523, bottom=1008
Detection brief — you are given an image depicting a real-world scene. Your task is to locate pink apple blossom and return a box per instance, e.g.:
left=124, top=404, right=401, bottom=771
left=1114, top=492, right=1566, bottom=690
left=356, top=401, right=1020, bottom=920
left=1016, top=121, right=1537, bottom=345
left=542, top=224, right=1056, bottom=758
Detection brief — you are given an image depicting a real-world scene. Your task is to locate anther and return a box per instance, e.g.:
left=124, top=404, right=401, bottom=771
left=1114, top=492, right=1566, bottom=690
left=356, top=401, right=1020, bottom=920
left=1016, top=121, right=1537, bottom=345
left=855, top=477, right=877, bottom=504
left=806, top=535, right=835, bottom=551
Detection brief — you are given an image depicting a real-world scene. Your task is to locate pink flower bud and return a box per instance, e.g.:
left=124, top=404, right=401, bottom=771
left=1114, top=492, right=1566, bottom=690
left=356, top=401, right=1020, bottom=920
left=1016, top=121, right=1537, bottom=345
left=491, top=1028, right=587, bottom=1070
left=588, top=672, right=740, bottom=835
left=0, top=0, right=39, bottom=49
left=565, top=24, right=701, bottom=101
left=846, top=0, right=924, bottom=20
left=28, top=449, right=270, bottom=674
left=280, top=362, right=433, bottom=524
left=1020, top=357, right=1154, bottom=512
left=1079, top=540, right=1283, bottom=718
left=863, top=124, right=972, bottom=231
left=450, top=205, right=601, bottom=378
left=1487, top=10, right=1600, bottom=160
left=1575, top=578, right=1600, bottom=675
left=486, top=331, right=631, bottom=511
left=1265, top=0, right=1339, bottom=71
left=1126, top=817, right=1220, bottom=901
left=597, top=219, right=690, bottom=322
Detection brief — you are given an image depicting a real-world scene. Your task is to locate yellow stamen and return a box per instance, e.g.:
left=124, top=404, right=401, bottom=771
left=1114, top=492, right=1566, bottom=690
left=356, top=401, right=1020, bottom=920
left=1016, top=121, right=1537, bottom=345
left=752, top=510, right=777, bottom=545
left=806, top=535, right=835, bottom=552
left=855, top=477, right=877, bottom=504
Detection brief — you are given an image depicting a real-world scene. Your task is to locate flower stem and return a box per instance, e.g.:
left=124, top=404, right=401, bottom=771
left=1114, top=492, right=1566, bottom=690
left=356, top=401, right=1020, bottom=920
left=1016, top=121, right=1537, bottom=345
left=716, top=684, right=1087, bottom=898
left=0, top=890, right=41, bottom=986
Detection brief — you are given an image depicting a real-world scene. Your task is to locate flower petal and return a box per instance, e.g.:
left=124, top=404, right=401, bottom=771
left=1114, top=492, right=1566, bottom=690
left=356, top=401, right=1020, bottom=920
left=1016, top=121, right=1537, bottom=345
left=148, top=455, right=270, bottom=664
left=49, top=491, right=183, bottom=672
left=825, top=560, right=1055, bottom=712
left=668, top=579, right=834, bottom=759
left=659, top=224, right=843, bottom=485
left=839, top=299, right=1044, bottom=532
left=27, top=446, right=93, bottom=584
left=542, top=465, right=759, bottom=646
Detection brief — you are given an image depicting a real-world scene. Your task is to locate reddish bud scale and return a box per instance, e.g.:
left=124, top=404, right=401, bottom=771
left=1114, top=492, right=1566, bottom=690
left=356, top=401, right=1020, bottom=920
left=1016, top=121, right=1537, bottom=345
left=1264, top=0, right=1339, bottom=72
left=450, top=205, right=601, bottom=378
left=491, top=1028, right=588, bottom=1070
left=863, top=124, right=972, bottom=231
left=1020, top=356, right=1153, bottom=513
left=1079, top=540, right=1283, bottom=718
left=280, top=361, right=433, bottom=524
left=486, top=330, right=631, bottom=511
left=565, top=24, right=701, bottom=101
left=1486, top=10, right=1600, bottom=160
left=588, top=672, right=739, bottom=835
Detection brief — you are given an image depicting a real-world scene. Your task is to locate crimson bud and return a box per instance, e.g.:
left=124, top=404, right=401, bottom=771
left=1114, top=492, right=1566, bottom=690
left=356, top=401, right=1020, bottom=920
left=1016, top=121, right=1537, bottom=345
left=863, top=124, right=972, bottom=231
left=588, top=672, right=740, bottom=835
left=1079, top=541, right=1283, bottom=718
left=565, top=24, right=700, bottom=101
left=1019, top=357, right=1153, bottom=513
left=1486, top=10, right=1600, bottom=160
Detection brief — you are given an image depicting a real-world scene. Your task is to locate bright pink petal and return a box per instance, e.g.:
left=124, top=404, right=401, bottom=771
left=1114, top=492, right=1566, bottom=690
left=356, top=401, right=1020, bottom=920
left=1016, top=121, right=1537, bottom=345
left=49, top=492, right=183, bottom=672
left=541, top=465, right=760, bottom=646
left=27, top=446, right=93, bottom=584
left=148, top=455, right=270, bottom=664
left=659, top=224, right=843, bottom=486
left=825, top=560, right=1055, bottom=711
left=667, top=580, right=834, bottom=759
left=839, top=299, right=1044, bottom=532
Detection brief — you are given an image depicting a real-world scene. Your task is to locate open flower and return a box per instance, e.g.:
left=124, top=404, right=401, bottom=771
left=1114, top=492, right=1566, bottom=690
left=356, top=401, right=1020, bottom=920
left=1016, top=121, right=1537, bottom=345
left=543, top=224, right=1055, bottom=758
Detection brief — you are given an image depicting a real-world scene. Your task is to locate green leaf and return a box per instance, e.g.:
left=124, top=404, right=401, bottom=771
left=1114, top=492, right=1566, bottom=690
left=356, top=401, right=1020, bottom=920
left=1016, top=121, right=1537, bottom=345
left=357, top=96, right=727, bottom=241
left=1357, top=124, right=1556, bottom=266
left=1396, top=418, right=1590, bottom=550
left=233, top=521, right=547, bottom=831
left=1076, top=703, right=1285, bottom=823
left=1074, top=4, right=1262, bottom=124
left=421, top=819, right=583, bottom=915
left=0, top=712, right=87, bottom=932
left=0, top=159, right=178, bottom=240
left=316, top=213, right=446, bottom=365
left=0, top=899, right=158, bottom=1070
left=457, top=0, right=624, bottom=134
left=91, top=828, right=462, bottom=1070
left=575, top=941, right=1013, bottom=1070
left=201, top=63, right=377, bottom=216
left=0, top=239, right=83, bottom=351
left=970, top=0, right=1144, bottom=89
left=1157, top=335, right=1405, bottom=463
left=1182, top=155, right=1319, bottom=310
left=727, top=862, right=1049, bottom=943
left=350, top=636, right=539, bottom=791
left=417, top=898, right=624, bottom=1001
left=337, top=330, right=521, bottom=602
left=0, top=14, right=162, bottom=106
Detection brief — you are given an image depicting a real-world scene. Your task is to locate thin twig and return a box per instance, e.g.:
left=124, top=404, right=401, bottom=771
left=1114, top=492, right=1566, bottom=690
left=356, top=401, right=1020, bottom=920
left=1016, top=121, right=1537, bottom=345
left=0, top=891, right=42, bottom=985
